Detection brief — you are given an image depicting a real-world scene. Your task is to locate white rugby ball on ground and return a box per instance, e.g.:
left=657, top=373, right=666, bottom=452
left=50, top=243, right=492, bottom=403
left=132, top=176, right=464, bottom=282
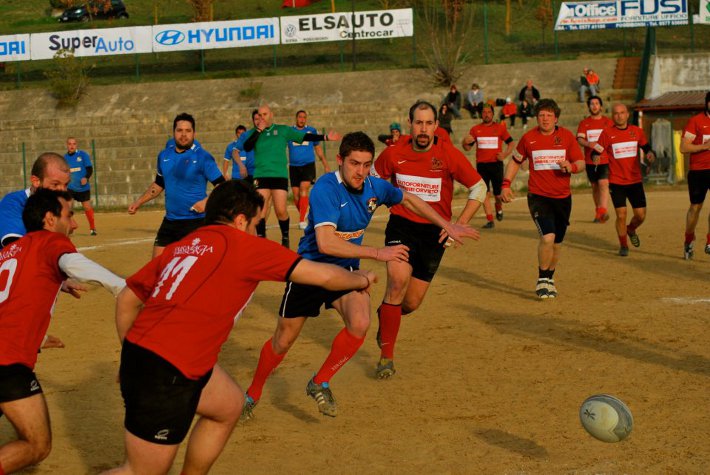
left=579, top=394, right=633, bottom=443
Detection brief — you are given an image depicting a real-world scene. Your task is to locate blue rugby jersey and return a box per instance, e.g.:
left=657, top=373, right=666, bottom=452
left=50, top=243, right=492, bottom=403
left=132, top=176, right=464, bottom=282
left=0, top=189, right=30, bottom=247
left=235, top=129, right=256, bottom=177
left=64, top=150, right=92, bottom=193
left=287, top=125, right=320, bottom=167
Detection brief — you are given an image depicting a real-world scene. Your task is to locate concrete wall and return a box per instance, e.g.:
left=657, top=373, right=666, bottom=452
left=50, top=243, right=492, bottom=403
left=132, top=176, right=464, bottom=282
left=648, top=52, right=710, bottom=98
left=0, top=58, right=620, bottom=205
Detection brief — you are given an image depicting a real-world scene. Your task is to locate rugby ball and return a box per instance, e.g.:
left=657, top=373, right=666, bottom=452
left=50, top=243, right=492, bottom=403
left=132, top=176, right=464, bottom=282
left=579, top=394, right=633, bottom=443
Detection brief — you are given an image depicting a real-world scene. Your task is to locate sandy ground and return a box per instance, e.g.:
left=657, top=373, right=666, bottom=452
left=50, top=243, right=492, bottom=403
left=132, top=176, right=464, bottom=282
left=2, top=187, right=709, bottom=474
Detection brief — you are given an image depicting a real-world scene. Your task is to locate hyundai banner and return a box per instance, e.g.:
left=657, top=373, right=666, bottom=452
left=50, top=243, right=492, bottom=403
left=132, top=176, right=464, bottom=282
left=31, top=27, right=152, bottom=60
left=280, top=8, right=413, bottom=44
left=555, top=0, right=688, bottom=30
left=0, top=34, right=30, bottom=62
left=152, top=18, right=279, bottom=52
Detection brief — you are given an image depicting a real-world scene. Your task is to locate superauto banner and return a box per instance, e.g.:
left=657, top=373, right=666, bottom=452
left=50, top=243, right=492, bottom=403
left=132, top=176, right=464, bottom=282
left=0, top=34, right=31, bottom=62
left=30, top=26, right=153, bottom=60
left=152, top=18, right=279, bottom=52
left=280, top=8, right=413, bottom=44
left=554, top=0, right=688, bottom=30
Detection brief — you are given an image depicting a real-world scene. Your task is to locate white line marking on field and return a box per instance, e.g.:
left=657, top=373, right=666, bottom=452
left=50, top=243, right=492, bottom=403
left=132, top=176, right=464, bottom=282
left=660, top=297, right=710, bottom=304
left=77, top=238, right=153, bottom=252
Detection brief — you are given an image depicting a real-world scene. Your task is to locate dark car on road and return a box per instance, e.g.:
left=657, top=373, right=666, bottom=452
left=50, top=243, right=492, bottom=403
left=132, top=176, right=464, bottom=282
left=59, top=0, right=129, bottom=22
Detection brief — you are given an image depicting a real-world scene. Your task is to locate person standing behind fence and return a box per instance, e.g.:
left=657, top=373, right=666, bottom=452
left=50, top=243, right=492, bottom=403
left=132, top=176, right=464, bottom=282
left=679, top=91, right=710, bottom=260
left=592, top=103, right=655, bottom=257
left=288, top=110, right=331, bottom=230
left=64, top=137, right=97, bottom=236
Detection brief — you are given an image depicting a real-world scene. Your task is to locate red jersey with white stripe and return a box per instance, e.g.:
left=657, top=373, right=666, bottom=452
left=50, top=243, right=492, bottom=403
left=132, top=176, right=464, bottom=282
left=513, top=126, right=583, bottom=199
left=468, top=122, right=512, bottom=163
left=125, top=224, right=300, bottom=380
left=682, top=112, right=710, bottom=171
left=577, top=115, right=614, bottom=164
left=0, top=231, right=75, bottom=368
left=595, top=125, right=647, bottom=185
left=373, top=137, right=482, bottom=223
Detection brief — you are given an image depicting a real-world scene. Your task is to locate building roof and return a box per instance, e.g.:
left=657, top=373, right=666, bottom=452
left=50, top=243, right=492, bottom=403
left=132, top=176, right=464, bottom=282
left=635, top=91, right=707, bottom=112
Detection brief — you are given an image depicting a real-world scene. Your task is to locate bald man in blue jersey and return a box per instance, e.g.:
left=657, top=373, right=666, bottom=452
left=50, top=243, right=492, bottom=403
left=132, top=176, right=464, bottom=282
left=128, top=113, right=225, bottom=257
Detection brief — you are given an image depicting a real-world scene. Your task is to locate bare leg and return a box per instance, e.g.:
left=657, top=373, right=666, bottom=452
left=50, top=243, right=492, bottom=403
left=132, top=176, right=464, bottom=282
left=0, top=394, right=52, bottom=474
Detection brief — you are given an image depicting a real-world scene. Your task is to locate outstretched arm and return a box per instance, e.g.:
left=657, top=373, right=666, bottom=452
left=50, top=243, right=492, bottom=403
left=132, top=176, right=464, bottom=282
left=289, top=258, right=377, bottom=293
left=400, top=192, right=480, bottom=245
left=58, top=253, right=126, bottom=297
left=315, top=225, right=409, bottom=263
left=128, top=178, right=164, bottom=214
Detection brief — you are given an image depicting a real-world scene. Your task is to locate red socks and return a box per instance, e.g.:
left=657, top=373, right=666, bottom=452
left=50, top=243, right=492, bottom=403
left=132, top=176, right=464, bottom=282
left=86, top=208, right=95, bottom=230
left=246, top=338, right=286, bottom=402
left=313, top=328, right=364, bottom=384
left=486, top=214, right=493, bottom=222
left=378, top=303, right=402, bottom=359
left=618, top=235, right=628, bottom=247
left=684, top=232, right=695, bottom=245
left=299, top=195, right=309, bottom=222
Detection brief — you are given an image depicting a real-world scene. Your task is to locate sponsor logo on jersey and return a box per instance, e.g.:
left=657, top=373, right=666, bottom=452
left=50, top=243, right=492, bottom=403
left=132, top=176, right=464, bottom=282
left=0, top=243, right=22, bottom=260
left=367, top=197, right=378, bottom=213
left=431, top=156, right=444, bottom=170
left=30, top=379, right=40, bottom=392
left=554, top=135, right=562, bottom=145
left=334, top=229, right=365, bottom=241
left=173, top=238, right=214, bottom=256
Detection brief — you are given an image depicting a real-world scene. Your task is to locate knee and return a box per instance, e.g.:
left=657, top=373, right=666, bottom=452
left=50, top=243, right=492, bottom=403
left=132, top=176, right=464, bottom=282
left=29, top=437, right=52, bottom=464
left=272, top=332, right=297, bottom=354
left=347, top=314, right=371, bottom=337
left=402, top=297, right=423, bottom=315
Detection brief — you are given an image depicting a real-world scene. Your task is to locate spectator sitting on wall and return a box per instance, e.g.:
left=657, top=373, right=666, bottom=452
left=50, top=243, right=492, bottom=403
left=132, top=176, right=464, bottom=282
left=464, top=83, right=484, bottom=119
left=442, top=84, right=463, bottom=119
left=579, top=67, right=601, bottom=102
left=499, top=97, right=517, bottom=128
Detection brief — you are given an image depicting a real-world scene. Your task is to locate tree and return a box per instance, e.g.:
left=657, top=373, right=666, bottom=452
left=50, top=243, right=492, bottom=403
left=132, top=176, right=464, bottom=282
left=45, top=50, right=91, bottom=108
left=535, top=0, right=554, bottom=45
left=415, top=0, right=476, bottom=86
left=186, top=0, right=215, bottom=22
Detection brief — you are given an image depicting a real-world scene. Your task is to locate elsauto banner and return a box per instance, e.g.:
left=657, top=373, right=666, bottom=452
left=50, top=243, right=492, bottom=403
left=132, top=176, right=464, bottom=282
left=697, top=0, right=710, bottom=24
left=554, top=0, right=688, bottom=30
left=30, top=26, right=152, bottom=60
left=152, top=18, right=279, bottom=52
left=279, top=8, right=413, bottom=44
left=0, top=34, right=30, bottom=62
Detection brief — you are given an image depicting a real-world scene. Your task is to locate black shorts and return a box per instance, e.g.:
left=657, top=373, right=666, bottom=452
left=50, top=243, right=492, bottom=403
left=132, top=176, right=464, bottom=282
left=476, top=161, right=504, bottom=196
left=68, top=189, right=91, bottom=203
left=585, top=164, right=610, bottom=183
left=687, top=169, right=710, bottom=205
left=384, top=214, right=446, bottom=282
left=289, top=163, right=316, bottom=187
left=154, top=217, right=203, bottom=248
left=254, top=177, right=289, bottom=191
left=279, top=277, right=354, bottom=318
left=609, top=182, right=646, bottom=209
left=527, top=193, right=572, bottom=244
left=0, top=364, right=43, bottom=404
left=119, top=340, right=212, bottom=445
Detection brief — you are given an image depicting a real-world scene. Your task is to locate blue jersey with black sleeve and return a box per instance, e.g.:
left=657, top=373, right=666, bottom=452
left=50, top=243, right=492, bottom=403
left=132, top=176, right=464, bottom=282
left=297, top=171, right=403, bottom=269
left=287, top=125, right=320, bottom=167
left=235, top=129, right=256, bottom=177
left=64, top=150, right=92, bottom=193
left=223, top=140, right=244, bottom=179
left=157, top=144, right=223, bottom=221
left=0, top=189, right=30, bottom=247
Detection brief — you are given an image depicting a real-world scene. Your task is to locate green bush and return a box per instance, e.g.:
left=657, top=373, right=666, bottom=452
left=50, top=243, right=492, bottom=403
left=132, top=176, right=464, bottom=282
left=44, top=50, right=91, bottom=108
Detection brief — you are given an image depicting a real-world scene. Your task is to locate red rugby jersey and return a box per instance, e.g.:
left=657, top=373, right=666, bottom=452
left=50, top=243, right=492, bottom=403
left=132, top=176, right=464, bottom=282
left=373, top=137, right=481, bottom=224
left=577, top=115, right=614, bottom=164
left=468, top=122, right=512, bottom=164
left=513, top=126, right=583, bottom=199
left=595, top=125, right=647, bottom=185
left=0, top=231, right=75, bottom=368
left=682, top=112, right=710, bottom=171
left=125, top=224, right=300, bottom=380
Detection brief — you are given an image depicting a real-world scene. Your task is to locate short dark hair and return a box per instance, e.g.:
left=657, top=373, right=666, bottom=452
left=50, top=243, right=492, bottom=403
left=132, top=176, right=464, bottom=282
left=587, top=95, right=603, bottom=108
left=251, top=109, right=259, bottom=119
left=295, top=110, right=307, bottom=117
left=173, top=112, right=195, bottom=132
left=339, top=132, right=375, bottom=159
left=236, top=125, right=247, bottom=134
left=481, top=103, right=494, bottom=113
left=408, top=101, right=438, bottom=122
left=534, top=98, right=561, bottom=118
left=31, top=152, right=68, bottom=181
left=23, top=188, right=72, bottom=233
left=205, top=180, right=264, bottom=226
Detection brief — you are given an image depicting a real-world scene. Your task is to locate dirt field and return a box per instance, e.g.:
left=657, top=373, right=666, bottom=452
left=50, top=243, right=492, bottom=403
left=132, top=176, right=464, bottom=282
left=2, top=187, right=708, bottom=474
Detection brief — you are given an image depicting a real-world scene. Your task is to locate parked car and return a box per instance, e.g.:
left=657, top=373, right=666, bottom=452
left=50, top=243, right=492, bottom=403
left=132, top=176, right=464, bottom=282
left=58, top=0, right=129, bottom=22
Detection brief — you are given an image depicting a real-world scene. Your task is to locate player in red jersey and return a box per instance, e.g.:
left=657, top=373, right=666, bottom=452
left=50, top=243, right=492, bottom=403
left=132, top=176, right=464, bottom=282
left=679, top=91, right=710, bottom=259
left=501, top=99, right=585, bottom=299
left=372, top=101, right=486, bottom=379
left=0, top=189, right=124, bottom=474
left=592, top=103, right=655, bottom=257
left=462, top=103, right=515, bottom=228
left=577, top=95, right=614, bottom=223
left=106, top=180, right=377, bottom=475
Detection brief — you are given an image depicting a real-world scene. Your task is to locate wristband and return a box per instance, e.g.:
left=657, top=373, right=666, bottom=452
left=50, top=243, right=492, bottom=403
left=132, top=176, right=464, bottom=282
left=502, top=178, right=511, bottom=189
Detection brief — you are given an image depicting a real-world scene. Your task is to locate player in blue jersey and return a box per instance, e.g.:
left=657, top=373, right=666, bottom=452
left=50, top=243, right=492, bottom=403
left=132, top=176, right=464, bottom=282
left=241, top=132, right=479, bottom=419
left=128, top=113, right=225, bottom=258
left=289, top=110, right=331, bottom=230
left=233, top=109, right=258, bottom=183
left=64, top=137, right=97, bottom=235
left=222, top=124, right=248, bottom=180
